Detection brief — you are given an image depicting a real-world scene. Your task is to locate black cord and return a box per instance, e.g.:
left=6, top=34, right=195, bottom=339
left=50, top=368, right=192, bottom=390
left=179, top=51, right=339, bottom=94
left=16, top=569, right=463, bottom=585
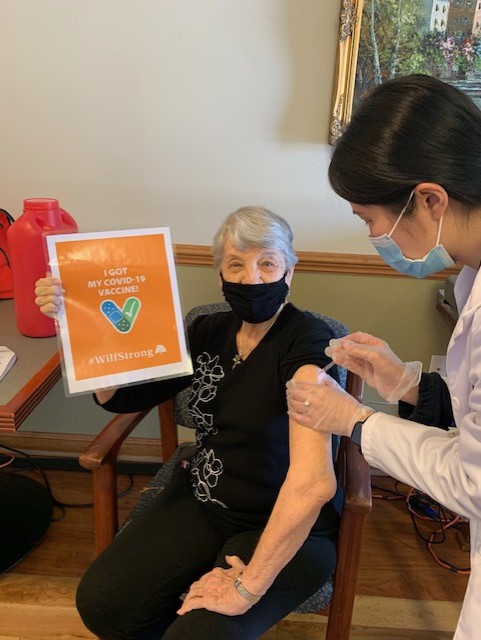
left=0, top=246, right=10, bottom=267
left=371, top=481, right=404, bottom=499
left=406, top=489, right=470, bottom=574
left=372, top=480, right=471, bottom=575
left=0, top=443, right=134, bottom=520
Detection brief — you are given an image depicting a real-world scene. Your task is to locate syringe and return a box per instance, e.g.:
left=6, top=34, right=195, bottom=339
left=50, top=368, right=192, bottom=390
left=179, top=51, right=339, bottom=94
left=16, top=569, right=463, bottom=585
left=321, top=361, right=336, bottom=373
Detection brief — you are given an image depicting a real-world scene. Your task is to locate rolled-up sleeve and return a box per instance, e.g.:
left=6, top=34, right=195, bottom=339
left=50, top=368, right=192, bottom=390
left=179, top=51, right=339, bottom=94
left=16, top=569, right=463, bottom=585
left=399, top=372, right=454, bottom=429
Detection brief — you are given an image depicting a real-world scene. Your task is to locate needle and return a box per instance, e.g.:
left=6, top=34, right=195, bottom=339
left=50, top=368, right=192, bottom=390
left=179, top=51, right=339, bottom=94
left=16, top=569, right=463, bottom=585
left=322, top=361, right=335, bottom=373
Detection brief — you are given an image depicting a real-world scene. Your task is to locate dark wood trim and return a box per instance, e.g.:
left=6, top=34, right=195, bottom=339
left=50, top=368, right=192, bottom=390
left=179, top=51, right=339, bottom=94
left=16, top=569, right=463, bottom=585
left=173, top=244, right=461, bottom=279
left=0, top=430, right=163, bottom=460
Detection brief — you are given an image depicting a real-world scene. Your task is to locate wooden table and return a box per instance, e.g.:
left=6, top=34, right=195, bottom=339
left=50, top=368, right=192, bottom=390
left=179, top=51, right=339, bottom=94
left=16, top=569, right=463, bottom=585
left=0, top=300, right=60, bottom=431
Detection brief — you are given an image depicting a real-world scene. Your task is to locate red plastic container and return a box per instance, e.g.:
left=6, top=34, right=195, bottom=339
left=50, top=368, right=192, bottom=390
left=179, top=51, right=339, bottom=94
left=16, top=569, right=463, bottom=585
left=6, top=198, right=78, bottom=337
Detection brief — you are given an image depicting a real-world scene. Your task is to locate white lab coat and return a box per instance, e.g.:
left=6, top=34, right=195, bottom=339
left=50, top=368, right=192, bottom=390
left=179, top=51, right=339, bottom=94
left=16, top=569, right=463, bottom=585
left=361, top=265, right=481, bottom=640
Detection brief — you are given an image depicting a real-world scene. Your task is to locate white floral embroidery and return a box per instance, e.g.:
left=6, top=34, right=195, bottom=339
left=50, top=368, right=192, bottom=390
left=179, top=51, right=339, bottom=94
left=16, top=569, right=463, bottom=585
left=190, top=448, right=227, bottom=507
left=189, top=352, right=226, bottom=506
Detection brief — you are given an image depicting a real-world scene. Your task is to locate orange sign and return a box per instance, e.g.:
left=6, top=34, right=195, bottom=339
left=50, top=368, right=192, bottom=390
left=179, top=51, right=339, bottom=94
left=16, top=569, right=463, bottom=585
left=47, top=228, right=192, bottom=395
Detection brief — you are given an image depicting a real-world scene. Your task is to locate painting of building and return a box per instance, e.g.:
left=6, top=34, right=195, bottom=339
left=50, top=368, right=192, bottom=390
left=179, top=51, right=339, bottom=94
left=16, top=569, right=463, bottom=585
left=473, top=0, right=481, bottom=35
left=423, top=0, right=450, bottom=34
left=447, top=0, right=477, bottom=38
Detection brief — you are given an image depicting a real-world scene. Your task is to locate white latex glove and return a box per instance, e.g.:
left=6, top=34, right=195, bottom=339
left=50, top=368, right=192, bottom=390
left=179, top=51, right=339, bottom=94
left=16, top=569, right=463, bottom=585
left=34, top=273, right=64, bottom=318
left=286, top=372, right=374, bottom=437
left=325, top=332, right=422, bottom=403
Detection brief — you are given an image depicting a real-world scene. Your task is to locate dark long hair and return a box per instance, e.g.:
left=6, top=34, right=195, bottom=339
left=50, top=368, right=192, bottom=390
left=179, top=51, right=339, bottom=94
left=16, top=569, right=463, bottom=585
left=328, top=74, right=481, bottom=216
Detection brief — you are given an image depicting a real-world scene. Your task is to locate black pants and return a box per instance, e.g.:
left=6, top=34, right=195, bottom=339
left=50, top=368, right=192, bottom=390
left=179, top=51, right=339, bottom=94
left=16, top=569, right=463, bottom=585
left=76, top=467, right=337, bottom=640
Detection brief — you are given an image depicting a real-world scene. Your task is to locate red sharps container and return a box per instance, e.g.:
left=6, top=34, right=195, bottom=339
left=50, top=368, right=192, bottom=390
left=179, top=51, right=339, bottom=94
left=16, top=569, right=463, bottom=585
left=7, top=198, right=78, bottom=337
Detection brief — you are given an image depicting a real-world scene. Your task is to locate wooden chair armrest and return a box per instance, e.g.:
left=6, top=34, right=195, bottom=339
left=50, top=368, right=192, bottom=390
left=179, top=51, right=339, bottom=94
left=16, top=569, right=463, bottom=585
left=79, top=409, right=152, bottom=470
left=326, top=436, right=372, bottom=640
left=341, top=371, right=371, bottom=512
left=345, top=371, right=363, bottom=404
left=339, top=436, right=372, bottom=514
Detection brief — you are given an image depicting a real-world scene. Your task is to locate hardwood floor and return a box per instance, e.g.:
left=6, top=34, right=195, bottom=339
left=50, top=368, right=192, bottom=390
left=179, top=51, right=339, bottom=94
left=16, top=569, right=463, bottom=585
left=0, top=469, right=469, bottom=639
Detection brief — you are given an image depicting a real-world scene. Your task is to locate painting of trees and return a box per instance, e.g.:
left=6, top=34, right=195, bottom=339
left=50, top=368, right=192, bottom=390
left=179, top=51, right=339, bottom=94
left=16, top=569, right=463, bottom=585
left=353, top=0, right=481, bottom=112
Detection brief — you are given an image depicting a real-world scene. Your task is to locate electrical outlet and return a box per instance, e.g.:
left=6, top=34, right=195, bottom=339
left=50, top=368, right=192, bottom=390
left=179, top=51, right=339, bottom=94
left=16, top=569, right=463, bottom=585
left=429, top=355, right=447, bottom=377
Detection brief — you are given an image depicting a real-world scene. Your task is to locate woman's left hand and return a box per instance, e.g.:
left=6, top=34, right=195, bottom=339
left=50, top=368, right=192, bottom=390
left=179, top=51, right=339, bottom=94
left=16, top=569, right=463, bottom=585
left=34, top=274, right=64, bottom=318
left=177, top=555, right=252, bottom=617
left=287, top=372, right=374, bottom=437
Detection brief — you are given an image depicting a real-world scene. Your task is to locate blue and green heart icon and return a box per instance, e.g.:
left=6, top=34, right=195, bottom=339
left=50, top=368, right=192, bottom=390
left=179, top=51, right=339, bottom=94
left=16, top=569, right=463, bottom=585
left=100, top=297, right=141, bottom=333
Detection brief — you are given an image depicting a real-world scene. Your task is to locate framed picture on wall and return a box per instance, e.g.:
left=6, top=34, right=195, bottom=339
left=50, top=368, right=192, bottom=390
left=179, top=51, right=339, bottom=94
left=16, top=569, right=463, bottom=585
left=330, top=0, right=481, bottom=144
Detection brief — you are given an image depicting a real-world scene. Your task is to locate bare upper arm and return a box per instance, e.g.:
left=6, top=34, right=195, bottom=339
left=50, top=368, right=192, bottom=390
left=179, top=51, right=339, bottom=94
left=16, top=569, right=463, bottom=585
left=286, top=364, right=336, bottom=491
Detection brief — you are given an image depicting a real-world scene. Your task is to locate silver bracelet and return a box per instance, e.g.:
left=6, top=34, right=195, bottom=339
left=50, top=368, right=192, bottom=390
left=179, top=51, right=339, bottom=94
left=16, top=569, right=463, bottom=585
left=233, top=572, right=262, bottom=603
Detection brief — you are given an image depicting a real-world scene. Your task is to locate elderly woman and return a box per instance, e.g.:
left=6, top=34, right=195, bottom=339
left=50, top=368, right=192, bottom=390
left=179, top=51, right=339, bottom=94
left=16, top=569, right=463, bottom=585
left=35, top=206, right=340, bottom=640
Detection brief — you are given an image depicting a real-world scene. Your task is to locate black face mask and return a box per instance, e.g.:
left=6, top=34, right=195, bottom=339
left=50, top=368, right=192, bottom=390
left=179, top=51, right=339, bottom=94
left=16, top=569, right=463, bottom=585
left=221, top=273, right=289, bottom=323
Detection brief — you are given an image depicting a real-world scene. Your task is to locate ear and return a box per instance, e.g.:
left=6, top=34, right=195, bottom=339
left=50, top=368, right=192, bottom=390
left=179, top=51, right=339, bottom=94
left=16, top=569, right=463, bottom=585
left=285, top=267, right=295, bottom=288
left=414, top=183, right=449, bottom=221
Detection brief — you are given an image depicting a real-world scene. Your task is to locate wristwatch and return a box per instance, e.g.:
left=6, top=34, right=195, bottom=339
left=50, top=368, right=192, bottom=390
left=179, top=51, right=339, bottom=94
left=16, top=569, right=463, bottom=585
left=351, top=421, right=364, bottom=449
left=351, top=414, right=374, bottom=451
left=234, top=572, right=262, bottom=603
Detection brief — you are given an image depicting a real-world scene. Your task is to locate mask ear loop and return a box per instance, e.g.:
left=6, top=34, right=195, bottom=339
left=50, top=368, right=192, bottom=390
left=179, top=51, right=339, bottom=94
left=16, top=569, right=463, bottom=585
left=435, top=215, right=444, bottom=246
left=388, top=189, right=416, bottom=238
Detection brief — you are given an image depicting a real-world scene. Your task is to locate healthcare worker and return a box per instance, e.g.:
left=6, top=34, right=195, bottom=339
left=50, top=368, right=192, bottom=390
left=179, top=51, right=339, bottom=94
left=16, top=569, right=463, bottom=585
left=287, top=74, right=481, bottom=640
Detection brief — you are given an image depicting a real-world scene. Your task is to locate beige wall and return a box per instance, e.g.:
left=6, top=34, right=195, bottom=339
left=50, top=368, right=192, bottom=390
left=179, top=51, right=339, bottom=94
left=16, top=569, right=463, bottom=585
left=1, top=0, right=372, bottom=254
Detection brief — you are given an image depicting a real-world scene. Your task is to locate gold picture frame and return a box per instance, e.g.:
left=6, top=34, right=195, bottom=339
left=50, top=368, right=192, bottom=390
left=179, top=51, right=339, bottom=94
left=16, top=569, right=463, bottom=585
left=330, top=0, right=481, bottom=145
left=330, top=0, right=365, bottom=145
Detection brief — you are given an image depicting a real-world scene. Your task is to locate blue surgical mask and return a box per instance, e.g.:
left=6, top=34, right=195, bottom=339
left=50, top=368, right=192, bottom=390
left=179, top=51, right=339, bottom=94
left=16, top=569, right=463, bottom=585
left=369, top=191, right=455, bottom=278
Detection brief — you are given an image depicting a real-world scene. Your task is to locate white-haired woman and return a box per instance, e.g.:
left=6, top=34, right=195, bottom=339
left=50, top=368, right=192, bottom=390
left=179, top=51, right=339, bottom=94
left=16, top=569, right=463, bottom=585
left=35, top=206, right=339, bottom=640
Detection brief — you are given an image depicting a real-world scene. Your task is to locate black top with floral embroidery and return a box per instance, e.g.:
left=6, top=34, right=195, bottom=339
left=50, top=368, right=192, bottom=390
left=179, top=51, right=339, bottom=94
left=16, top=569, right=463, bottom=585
left=99, top=303, right=341, bottom=533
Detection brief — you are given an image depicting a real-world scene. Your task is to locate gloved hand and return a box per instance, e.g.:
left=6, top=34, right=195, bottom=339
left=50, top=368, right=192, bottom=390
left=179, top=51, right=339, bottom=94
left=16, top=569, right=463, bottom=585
left=286, top=371, right=374, bottom=437
left=325, top=332, right=422, bottom=403
left=34, top=273, right=64, bottom=318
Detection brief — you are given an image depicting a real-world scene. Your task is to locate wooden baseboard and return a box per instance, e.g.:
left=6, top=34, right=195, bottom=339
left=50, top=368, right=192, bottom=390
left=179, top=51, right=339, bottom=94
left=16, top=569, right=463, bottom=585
left=0, top=430, right=162, bottom=462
